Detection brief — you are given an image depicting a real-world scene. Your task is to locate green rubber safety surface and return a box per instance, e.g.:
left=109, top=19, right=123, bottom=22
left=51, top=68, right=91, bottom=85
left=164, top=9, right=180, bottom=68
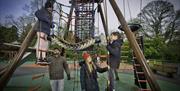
left=4, top=71, right=180, bottom=91
left=1, top=60, right=179, bottom=91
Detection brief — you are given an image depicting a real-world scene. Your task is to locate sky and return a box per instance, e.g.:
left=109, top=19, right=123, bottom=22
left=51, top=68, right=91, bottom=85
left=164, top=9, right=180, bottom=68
left=0, top=0, right=30, bottom=20
left=0, top=0, right=180, bottom=34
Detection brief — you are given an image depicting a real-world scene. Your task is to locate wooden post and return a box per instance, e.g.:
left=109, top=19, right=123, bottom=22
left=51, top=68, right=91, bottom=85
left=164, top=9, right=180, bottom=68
left=63, top=1, right=75, bottom=62
left=66, top=3, right=74, bottom=32
left=98, top=4, right=109, bottom=37
left=0, top=22, right=37, bottom=90
left=177, top=64, right=180, bottom=76
left=109, top=0, right=161, bottom=91
left=0, top=43, right=54, bottom=77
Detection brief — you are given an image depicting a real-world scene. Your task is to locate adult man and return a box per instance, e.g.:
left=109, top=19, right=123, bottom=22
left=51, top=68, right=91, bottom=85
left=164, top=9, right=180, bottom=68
left=48, top=48, right=71, bottom=91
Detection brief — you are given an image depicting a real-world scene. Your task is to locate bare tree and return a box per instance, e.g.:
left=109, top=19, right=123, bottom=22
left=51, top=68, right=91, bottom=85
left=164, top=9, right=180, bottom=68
left=5, top=15, right=21, bottom=34
left=165, top=9, right=180, bottom=42
left=138, top=0, right=176, bottom=42
left=22, top=0, right=45, bottom=24
left=5, top=14, right=34, bottom=35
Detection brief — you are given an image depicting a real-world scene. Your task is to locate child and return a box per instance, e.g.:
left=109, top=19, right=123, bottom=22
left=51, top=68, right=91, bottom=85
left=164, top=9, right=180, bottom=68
left=106, top=32, right=123, bottom=90
left=35, top=1, right=54, bottom=64
left=79, top=52, right=109, bottom=91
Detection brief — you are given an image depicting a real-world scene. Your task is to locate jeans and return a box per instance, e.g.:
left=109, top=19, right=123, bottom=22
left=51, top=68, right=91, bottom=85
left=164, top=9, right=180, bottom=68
left=107, top=68, right=115, bottom=91
left=50, top=79, right=64, bottom=91
left=36, top=32, right=49, bottom=60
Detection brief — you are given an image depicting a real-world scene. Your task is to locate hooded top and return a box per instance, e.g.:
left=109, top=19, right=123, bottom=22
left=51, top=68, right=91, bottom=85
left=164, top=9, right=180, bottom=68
left=34, top=7, right=53, bottom=35
left=107, top=39, right=123, bottom=60
left=106, top=38, right=123, bottom=69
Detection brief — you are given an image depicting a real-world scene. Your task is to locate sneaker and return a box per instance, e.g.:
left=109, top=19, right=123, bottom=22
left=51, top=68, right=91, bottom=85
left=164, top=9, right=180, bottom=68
left=37, top=61, right=49, bottom=64
left=36, top=59, right=49, bottom=65
left=43, top=58, right=50, bottom=64
left=35, top=59, right=42, bottom=64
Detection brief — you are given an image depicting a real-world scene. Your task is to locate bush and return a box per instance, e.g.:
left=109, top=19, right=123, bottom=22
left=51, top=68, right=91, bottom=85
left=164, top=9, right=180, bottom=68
left=144, top=37, right=165, bottom=59
left=163, top=40, right=180, bottom=61
left=144, top=37, right=180, bottom=62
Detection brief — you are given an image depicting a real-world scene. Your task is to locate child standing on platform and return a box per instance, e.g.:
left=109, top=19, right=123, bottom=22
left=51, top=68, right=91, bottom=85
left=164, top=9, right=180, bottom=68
left=35, top=1, right=54, bottom=64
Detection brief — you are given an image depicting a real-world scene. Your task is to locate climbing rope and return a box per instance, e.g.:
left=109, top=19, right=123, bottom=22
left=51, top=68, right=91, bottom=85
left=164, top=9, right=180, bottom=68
left=127, top=0, right=132, bottom=21
left=140, top=0, right=142, bottom=24
left=51, top=35, right=96, bottom=50
left=123, top=0, right=126, bottom=18
left=103, top=0, right=109, bottom=35
left=55, top=1, right=71, bottom=8
left=72, top=52, right=76, bottom=91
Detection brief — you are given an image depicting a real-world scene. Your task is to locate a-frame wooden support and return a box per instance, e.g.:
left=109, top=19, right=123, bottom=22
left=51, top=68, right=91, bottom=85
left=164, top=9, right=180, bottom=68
left=66, top=1, right=74, bottom=31
left=98, top=3, right=109, bottom=37
left=0, top=22, right=38, bottom=90
left=108, top=0, right=161, bottom=91
left=0, top=1, right=161, bottom=91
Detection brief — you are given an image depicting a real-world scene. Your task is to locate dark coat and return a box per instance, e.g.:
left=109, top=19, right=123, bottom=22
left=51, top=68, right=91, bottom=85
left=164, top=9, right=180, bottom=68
left=48, top=56, right=70, bottom=80
left=35, top=7, right=53, bottom=36
left=106, top=39, right=123, bottom=69
left=79, top=61, right=108, bottom=91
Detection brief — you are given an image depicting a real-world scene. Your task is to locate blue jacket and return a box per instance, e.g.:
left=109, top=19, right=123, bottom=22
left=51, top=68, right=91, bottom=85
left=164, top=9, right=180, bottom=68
left=79, top=61, right=108, bottom=91
left=106, top=39, right=123, bottom=69
left=35, top=7, right=53, bottom=35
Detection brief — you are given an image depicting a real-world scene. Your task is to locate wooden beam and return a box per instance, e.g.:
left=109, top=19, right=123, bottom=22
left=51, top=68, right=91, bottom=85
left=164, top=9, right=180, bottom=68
left=0, top=52, right=32, bottom=77
left=108, top=0, right=161, bottom=91
left=1, top=43, right=36, bottom=52
left=28, top=85, right=41, bottom=91
left=0, top=22, right=37, bottom=90
left=1, top=43, right=54, bottom=53
left=32, top=74, right=45, bottom=80
left=66, top=3, right=74, bottom=32
left=98, top=4, right=109, bottom=37
left=0, top=44, right=54, bottom=77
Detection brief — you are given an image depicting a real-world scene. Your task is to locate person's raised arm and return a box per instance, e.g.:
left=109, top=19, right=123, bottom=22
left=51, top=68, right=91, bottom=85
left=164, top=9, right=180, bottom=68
left=63, top=57, right=70, bottom=80
left=106, top=42, right=120, bottom=56
left=94, top=62, right=109, bottom=73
